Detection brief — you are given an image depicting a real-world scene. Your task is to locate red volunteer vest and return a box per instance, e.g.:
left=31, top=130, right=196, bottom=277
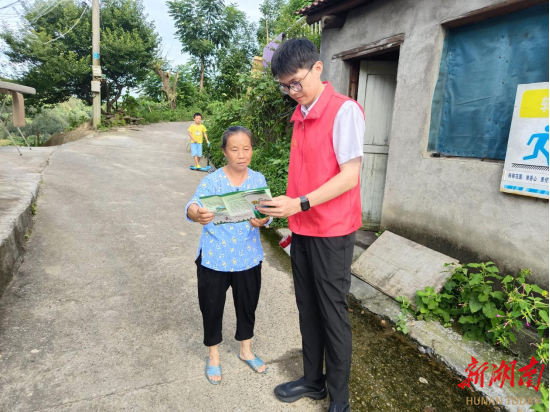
left=287, top=82, right=364, bottom=237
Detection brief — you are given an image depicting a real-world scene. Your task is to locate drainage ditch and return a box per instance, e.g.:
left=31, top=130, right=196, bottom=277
left=262, top=228, right=500, bottom=412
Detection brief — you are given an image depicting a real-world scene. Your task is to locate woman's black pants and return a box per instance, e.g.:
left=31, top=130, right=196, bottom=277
left=196, top=255, right=262, bottom=347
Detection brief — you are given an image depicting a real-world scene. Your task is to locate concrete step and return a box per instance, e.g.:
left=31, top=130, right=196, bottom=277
left=0, top=147, right=54, bottom=296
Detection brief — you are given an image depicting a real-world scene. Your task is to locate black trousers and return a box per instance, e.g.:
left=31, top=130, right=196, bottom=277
left=291, top=232, right=355, bottom=404
left=196, top=255, right=262, bottom=347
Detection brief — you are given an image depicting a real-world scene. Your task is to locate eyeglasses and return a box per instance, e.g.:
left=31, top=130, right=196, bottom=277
left=277, top=65, right=314, bottom=95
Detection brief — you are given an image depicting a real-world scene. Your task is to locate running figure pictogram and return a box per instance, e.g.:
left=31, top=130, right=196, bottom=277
left=523, top=125, right=549, bottom=166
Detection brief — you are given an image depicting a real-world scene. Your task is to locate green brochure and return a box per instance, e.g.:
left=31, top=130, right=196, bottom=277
left=200, top=187, right=272, bottom=225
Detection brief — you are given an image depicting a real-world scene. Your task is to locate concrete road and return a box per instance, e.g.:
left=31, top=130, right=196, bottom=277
left=0, top=123, right=326, bottom=411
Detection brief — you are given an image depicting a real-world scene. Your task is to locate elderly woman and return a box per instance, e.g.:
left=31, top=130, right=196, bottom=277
left=185, top=126, right=271, bottom=385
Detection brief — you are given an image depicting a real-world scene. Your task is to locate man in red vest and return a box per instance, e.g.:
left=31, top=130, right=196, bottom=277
left=258, top=38, right=365, bottom=412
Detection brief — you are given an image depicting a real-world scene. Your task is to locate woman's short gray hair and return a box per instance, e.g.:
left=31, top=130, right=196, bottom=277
left=221, top=126, right=254, bottom=149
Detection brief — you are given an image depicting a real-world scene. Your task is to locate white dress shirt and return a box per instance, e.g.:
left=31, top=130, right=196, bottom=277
left=300, top=93, right=365, bottom=165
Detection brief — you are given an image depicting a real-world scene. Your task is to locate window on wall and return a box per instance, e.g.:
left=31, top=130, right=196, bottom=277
left=428, top=4, right=549, bottom=159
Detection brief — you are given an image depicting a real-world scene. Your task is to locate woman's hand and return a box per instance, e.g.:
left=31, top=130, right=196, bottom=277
left=250, top=217, right=269, bottom=228
left=196, top=207, right=214, bottom=225
left=188, top=204, right=214, bottom=225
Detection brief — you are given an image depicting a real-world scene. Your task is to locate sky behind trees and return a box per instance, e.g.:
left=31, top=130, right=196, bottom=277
left=0, top=0, right=263, bottom=75
left=142, top=0, right=262, bottom=67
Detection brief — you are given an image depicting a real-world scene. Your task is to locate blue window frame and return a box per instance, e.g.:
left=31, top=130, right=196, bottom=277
left=428, top=4, right=549, bottom=159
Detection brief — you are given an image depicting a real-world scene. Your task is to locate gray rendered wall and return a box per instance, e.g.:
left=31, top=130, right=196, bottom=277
left=320, top=0, right=549, bottom=288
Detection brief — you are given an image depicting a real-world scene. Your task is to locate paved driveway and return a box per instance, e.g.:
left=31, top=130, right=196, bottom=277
left=0, top=123, right=325, bottom=411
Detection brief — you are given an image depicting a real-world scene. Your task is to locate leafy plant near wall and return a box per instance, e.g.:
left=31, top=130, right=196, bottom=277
left=396, top=262, right=549, bottom=362
left=395, top=262, right=549, bottom=412
left=375, top=227, right=386, bottom=237
left=531, top=385, right=549, bottom=412
left=395, top=296, right=411, bottom=334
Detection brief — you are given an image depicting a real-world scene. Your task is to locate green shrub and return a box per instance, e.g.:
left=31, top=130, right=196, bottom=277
left=531, top=385, right=549, bottom=412
left=0, top=97, right=91, bottom=145
left=68, top=114, right=89, bottom=130
left=397, top=263, right=549, bottom=364
left=124, top=98, right=203, bottom=125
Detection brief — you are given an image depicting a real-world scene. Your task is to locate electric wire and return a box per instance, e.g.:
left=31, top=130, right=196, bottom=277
left=29, top=0, right=64, bottom=23
left=30, top=0, right=61, bottom=23
left=0, top=0, right=21, bottom=21
left=42, top=1, right=88, bottom=44
left=0, top=0, right=21, bottom=11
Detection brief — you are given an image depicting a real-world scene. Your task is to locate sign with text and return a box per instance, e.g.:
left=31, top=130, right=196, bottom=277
left=501, top=83, right=549, bottom=199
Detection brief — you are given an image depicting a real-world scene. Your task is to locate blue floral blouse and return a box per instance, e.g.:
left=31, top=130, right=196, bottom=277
left=185, top=168, right=273, bottom=272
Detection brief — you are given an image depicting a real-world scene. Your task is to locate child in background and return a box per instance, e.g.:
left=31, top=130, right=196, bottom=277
left=188, top=113, right=209, bottom=168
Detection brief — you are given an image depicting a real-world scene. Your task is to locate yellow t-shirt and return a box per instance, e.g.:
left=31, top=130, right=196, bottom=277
left=188, top=124, right=207, bottom=143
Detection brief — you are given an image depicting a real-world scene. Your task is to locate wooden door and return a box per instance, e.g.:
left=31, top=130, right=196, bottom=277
left=357, top=61, right=398, bottom=230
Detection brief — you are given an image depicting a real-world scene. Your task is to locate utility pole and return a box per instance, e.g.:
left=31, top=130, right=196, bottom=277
left=91, top=0, right=101, bottom=128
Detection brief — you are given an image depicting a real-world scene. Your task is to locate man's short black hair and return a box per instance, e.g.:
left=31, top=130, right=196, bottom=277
left=193, top=112, right=202, bottom=118
left=271, top=38, right=319, bottom=79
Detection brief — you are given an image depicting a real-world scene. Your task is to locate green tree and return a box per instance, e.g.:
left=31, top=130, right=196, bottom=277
left=100, top=0, right=159, bottom=113
left=140, top=61, right=203, bottom=107
left=256, top=0, right=319, bottom=50
left=1, top=0, right=159, bottom=113
left=212, top=7, right=257, bottom=99
left=167, top=0, right=239, bottom=93
left=152, top=59, right=179, bottom=109
left=274, top=0, right=320, bottom=48
left=257, top=0, right=284, bottom=48
left=139, top=70, right=164, bottom=102
left=175, top=62, right=202, bottom=108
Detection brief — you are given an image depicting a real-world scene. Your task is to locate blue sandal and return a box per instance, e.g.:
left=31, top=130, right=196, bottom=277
left=205, top=357, right=222, bottom=385
left=239, top=354, right=267, bottom=374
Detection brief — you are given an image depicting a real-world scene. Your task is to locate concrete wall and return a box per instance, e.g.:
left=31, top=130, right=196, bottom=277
left=320, top=0, right=549, bottom=288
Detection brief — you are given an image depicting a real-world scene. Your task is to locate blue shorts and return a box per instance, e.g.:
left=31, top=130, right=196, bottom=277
left=191, top=143, right=202, bottom=157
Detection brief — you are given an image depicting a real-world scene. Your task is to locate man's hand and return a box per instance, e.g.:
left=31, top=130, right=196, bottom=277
left=188, top=204, right=214, bottom=225
left=250, top=217, right=269, bottom=227
left=257, top=196, right=301, bottom=218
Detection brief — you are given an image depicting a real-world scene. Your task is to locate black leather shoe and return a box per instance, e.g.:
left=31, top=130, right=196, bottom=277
left=274, top=376, right=327, bottom=403
left=328, top=401, right=351, bottom=412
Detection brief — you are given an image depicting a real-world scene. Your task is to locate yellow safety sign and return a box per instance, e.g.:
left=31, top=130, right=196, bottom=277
left=519, top=89, right=549, bottom=118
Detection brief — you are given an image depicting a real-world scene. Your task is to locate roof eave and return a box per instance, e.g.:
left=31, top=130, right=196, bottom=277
left=297, top=0, right=376, bottom=24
